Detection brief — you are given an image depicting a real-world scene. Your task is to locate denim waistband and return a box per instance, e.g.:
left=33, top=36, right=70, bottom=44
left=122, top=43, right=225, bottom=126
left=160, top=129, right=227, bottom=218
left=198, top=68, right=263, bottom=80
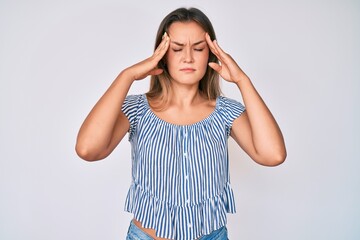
left=126, top=220, right=228, bottom=240
left=126, top=220, right=153, bottom=240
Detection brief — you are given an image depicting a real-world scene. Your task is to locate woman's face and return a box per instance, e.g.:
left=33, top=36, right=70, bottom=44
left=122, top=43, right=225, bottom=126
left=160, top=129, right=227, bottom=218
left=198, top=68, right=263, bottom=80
left=165, top=21, right=209, bottom=86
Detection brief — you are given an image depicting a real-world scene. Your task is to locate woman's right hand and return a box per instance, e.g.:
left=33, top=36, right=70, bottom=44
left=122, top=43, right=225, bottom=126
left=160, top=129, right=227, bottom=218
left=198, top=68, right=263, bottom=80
left=126, top=32, right=170, bottom=81
left=75, top=33, right=170, bottom=161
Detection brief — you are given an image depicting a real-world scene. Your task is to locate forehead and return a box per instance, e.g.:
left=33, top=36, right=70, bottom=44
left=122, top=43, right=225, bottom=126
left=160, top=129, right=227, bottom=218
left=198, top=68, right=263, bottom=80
left=168, top=21, right=205, bottom=42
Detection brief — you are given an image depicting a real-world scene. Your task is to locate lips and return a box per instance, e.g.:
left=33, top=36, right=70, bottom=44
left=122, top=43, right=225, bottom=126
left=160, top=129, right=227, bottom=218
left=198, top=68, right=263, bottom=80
left=180, top=68, right=196, bottom=72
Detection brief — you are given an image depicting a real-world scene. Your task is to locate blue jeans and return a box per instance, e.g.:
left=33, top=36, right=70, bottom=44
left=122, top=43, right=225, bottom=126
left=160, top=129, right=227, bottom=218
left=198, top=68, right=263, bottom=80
left=126, top=220, right=228, bottom=240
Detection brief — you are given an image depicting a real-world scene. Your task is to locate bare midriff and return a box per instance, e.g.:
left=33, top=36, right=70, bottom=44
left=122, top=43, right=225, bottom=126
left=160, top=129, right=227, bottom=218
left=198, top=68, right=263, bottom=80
left=132, top=218, right=172, bottom=240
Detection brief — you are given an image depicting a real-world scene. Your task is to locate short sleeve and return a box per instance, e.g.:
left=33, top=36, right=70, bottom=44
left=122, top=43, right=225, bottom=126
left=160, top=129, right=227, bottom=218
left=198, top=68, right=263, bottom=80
left=121, top=94, right=144, bottom=141
left=218, top=96, right=246, bottom=136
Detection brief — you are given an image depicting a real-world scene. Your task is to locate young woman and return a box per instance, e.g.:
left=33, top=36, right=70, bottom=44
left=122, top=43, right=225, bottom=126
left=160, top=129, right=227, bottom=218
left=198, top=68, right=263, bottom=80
left=76, top=7, right=286, bottom=240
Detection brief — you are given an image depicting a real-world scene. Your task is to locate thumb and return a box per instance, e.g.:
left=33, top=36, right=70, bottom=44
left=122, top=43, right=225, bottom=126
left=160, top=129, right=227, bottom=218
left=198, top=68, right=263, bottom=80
left=208, top=62, right=222, bottom=73
left=148, top=68, right=164, bottom=76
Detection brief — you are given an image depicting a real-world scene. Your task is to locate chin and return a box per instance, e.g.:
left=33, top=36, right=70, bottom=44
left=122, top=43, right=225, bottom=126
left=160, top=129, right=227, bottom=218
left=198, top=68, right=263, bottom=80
left=171, top=73, right=205, bottom=85
left=172, top=78, right=202, bottom=86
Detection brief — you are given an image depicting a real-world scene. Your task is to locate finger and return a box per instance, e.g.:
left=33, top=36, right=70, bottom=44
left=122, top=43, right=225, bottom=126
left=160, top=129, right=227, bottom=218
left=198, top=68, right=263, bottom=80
left=206, top=36, right=224, bottom=65
left=153, top=33, right=169, bottom=59
left=152, top=43, right=169, bottom=65
left=205, top=33, right=220, bottom=58
left=208, top=62, right=222, bottom=73
left=212, top=40, right=231, bottom=64
left=205, top=33, right=215, bottom=50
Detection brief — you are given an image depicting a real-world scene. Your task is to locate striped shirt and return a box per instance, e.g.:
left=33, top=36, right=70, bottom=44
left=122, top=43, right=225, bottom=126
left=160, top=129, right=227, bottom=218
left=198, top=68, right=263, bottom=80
left=122, top=94, right=245, bottom=240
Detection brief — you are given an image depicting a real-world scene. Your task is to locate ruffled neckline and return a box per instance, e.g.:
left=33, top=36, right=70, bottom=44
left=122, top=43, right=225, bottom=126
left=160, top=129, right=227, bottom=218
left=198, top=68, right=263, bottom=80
left=142, top=94, right=221, bottom=127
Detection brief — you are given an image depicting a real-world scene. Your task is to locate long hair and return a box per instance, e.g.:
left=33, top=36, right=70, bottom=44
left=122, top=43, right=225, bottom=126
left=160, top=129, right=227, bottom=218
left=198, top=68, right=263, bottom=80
left=146, top=7, right=220, bottom=110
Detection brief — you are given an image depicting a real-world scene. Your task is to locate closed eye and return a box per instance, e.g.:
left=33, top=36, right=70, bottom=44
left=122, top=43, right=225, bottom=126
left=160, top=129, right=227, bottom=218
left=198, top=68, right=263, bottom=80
left=172, top=48, right=204, bottom=52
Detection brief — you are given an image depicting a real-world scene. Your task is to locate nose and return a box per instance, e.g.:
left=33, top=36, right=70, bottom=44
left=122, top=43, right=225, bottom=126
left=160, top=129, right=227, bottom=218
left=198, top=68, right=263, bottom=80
left=183, top=47, right=194, bottom=63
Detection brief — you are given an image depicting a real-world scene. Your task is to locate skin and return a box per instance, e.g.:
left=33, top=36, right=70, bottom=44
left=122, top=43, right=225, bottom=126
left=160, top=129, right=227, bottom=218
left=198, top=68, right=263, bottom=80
left=75, top=21, right=286, bottom=239
left=152, top=21, right=215, bottom=126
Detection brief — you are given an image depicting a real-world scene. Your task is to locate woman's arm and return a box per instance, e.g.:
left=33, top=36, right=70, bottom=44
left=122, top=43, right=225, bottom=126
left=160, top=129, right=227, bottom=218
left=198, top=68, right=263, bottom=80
left=75, top=33, right=170, bottom=161
left=230, top=78, right=286, bottom=166
left=75, top=71, right=134, bottom=161
left=205, top=33, right=286, bottom=166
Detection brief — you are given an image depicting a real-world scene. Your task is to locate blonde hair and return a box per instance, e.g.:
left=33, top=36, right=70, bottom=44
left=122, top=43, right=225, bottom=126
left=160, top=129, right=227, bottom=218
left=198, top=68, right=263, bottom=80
left=146, top=8, right=221, bottom=110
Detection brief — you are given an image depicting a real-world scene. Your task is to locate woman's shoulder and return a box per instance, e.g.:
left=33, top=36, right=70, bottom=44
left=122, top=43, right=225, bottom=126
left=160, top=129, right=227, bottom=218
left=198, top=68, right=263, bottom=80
left=122, top=93, right=148, bottom=114
left=124, top=93, right=146, bottom=102
left=216, top=95, right=245, bottom=110
left=216, top=95, right=245, bottom=121
left=123, top=94, right=149, bottom=107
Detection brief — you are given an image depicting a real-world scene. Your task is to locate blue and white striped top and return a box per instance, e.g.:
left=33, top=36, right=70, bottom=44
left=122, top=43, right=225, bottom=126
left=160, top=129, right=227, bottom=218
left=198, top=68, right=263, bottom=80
left=122, top=94, right=245, bottom=240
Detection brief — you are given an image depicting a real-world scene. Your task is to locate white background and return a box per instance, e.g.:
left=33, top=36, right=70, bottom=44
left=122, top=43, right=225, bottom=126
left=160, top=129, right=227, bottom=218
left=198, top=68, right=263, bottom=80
left=1, top=0, right=359, bottom=239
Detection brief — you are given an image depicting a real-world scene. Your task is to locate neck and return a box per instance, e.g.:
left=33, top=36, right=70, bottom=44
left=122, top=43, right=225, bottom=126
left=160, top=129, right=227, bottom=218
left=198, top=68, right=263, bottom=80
left=168, top=82, right=203, bottom=107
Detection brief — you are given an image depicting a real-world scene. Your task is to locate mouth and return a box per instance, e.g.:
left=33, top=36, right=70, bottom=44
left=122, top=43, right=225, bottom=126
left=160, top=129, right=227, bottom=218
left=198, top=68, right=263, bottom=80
left=180, top=68, right=196, bottom=72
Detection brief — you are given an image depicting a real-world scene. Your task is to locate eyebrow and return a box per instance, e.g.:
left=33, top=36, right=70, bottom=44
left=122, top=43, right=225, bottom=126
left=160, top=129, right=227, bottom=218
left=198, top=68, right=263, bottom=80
left=171, top=40, right=206, bottom=47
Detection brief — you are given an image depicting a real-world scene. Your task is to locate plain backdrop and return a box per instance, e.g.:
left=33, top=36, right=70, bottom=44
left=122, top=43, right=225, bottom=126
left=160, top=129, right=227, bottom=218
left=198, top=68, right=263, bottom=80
left=1, top=0, right=359, bottom=239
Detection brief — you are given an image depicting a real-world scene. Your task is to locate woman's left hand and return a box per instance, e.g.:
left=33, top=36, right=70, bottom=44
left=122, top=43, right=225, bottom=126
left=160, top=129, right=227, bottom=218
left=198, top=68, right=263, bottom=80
left=205, top=33, right=248, bottom=84
left=206, top=33, right=287, bottom=167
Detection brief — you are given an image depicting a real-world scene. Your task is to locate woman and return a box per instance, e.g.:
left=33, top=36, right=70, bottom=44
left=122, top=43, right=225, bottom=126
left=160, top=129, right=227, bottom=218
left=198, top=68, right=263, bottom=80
left=76, top=7, right=286, bottom=240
